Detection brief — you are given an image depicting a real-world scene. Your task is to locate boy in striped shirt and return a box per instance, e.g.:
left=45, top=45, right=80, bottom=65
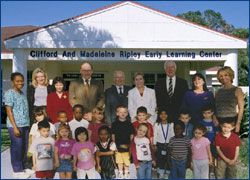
left=168, top=120, right=191, bottom=179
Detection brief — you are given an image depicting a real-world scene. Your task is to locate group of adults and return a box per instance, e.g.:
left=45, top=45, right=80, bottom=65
left=28, top=60, right=244, bottom=133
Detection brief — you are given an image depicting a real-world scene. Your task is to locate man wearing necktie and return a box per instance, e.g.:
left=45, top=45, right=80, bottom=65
left=69, top=62, right=104, bottom=111
left=105, top=70, right=132, bottom=125
left=155, top=61, right=188, bottom=122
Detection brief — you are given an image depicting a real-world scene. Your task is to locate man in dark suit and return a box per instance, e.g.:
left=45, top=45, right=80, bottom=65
left=69, top=62, right=104, bottom=111
left=105, top=70, right=132, bottom=125
left=155, top=61, right=188, bottom=122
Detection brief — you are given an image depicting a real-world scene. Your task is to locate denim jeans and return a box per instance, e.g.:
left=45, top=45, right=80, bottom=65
left=8, top=126, right=29, bottom=172
left=137, top=161, right=152, bottom=179
left=169, top=158, right=186, bottom=179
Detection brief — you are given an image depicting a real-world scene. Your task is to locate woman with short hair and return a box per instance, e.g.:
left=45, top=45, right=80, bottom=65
left=128, top=72, right=157, bottom=123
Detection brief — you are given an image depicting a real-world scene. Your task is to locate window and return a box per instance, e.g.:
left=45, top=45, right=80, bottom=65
left=132, top=73, right=165, bottom=89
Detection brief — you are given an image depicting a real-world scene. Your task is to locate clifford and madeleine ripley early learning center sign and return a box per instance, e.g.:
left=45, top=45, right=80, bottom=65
left=28, top=49, right=227, bottom=61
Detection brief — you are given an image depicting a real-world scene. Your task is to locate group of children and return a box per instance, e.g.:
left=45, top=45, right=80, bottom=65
left=27, top=102, right=241, bottom=179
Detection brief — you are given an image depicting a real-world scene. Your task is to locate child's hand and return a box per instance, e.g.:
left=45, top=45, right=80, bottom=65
left=190, top=162, right=193, bottom=170
left=228, top=159, right=237, bottom=165
left=96, top=165, right=101, bottom=173
left=54, top=161, right=59, bottom=168
left=152, top=161, right=156, bottom=167
left=32, top=165, right=37, bottom=171
left=73, top=165, right=77, bottom=172
left=209, top=159, right=213, bottom=166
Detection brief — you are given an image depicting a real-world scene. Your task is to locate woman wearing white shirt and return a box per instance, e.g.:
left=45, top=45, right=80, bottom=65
left=128, top=72, right=157, bottom=123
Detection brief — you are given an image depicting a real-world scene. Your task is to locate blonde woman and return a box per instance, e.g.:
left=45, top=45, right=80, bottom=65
left=215, top=66, right=244, bottom=133
left=27, top=67, right=52, bottom=125
left=128, top=72, right=157, bottom=123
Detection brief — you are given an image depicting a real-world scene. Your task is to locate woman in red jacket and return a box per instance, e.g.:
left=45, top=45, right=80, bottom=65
left=47, top=77, right=73, bottom=124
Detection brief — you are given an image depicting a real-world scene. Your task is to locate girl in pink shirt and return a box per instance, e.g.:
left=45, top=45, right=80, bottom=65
left=71, top=127, right=97, bottom=179
left=54, top=124, right=75, bottom=179
left=191, top=124, right=212, bottom=179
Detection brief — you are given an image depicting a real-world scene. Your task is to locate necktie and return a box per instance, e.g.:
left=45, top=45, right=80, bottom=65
left=119, top=87, right=123, bottom=95
left=168, top=78, right=173, bottom=97
left=85, top=79, right=89, bottom=87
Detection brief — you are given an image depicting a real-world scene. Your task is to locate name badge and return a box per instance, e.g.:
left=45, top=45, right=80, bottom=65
left=161, top=150, right=167, bottom=155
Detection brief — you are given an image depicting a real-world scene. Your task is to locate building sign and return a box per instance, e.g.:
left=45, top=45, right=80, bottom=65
left=27, top=49, right=227, bottom=61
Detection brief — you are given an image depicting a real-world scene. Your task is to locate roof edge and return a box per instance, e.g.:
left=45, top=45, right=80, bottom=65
left=5, top=1, right=248, bottom=44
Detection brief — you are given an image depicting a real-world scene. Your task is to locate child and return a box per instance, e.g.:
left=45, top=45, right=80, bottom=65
left=215, top=121, right=240, bottom=179
left=88, top=107, right=106, bottom=144
left=200, top=105, right=218, bottom=177
left=54, top=124, right=75, bottom=179
left=200, top=106, right=217, bottom=143
left=29, top=120, right=55, bottom=179
left=95, top=125, right=117, bottom=179
left=4, top=72, right=31, bottom=179
left=179, top=110, right=194, bottom=139
left=168, top=121, right=191, bottom=179
left=71, top=127, right=96, bottom=179
left=83, top=108, right=93, bottom=122
left=29, top=107, right=56, bottom=141
left=131, top=123, right=156, bottom=179
left=69, top=104, right=89, bottom=139
left=191, top=124, right=212, bottom=179
left=153, top=109, right=174, bottom=178
left=132, top=106, right=154, bottom=144
left=111, top=105, right=134, bottom=179
left=54, top=111, right=68, bottom=132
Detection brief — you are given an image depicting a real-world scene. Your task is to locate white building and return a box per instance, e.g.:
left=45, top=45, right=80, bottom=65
left=3, top=1, right=247, bottom=93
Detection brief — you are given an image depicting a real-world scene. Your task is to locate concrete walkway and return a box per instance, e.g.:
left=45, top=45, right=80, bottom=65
left=1, top=148, right=139, bottom=179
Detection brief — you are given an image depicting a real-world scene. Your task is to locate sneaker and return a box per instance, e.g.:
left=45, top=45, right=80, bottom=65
left=124, top=172, right=130, bottom=179
left=159, top=173, right=164, bottom=179
left=24, top=168, right=35, bottom=175
left=209, top=172, right=216, bottom=179
left=118, top=172, right=124, bottom=179
left=13, top=172, right=30, bottom=179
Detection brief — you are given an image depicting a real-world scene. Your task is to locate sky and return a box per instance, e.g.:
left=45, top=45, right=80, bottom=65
left=1, top=1, right=249, bottom=29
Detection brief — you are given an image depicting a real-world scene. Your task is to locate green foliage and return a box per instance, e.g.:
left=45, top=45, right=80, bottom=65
left=238, top=138, right=249, bottom=179
left=177, top=11, right=208, bottom=26
left=1, top=128, right=10, bottom=152
left=177, top=9, right=234, bottom=33
left=238, top=48, right=249, bottom=86
left=240, top=94, right=249, bottom=138
left=232, top=28, right=249, bottom=39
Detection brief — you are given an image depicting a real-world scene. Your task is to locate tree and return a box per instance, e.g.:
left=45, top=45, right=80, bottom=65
left=177, top=9, right=234, bottom=33
left=177, top=10, right=249, bottom=86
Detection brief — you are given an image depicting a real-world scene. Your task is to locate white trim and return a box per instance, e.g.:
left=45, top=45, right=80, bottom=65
left=1, top=53, right=13, bottom=60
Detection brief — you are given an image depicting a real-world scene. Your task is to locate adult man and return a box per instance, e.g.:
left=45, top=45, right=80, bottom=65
left=155, top=61, right=188, bottom=122
left=69, top=62, right=104, bottom=111
left=105, top=70, right=132, bottom=125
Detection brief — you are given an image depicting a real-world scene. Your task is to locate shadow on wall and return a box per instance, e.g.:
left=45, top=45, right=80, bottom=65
left=16, top=20, right=120, bottom=48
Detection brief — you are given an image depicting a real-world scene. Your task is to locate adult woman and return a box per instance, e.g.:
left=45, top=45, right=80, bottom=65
left=46, top=76, right=73, bottom=124
left=215, top=66, right=244, bottom=133
left=27, top=67, right=52, bottom=124
left=182, top=73, right=215, bottom=125
left=4, top=72, right=31, bottom=178
left=128, top=72, right=157, bottom=123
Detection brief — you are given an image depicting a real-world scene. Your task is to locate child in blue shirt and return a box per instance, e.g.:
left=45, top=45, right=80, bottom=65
left=200, top=105, right=218, bottom=178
